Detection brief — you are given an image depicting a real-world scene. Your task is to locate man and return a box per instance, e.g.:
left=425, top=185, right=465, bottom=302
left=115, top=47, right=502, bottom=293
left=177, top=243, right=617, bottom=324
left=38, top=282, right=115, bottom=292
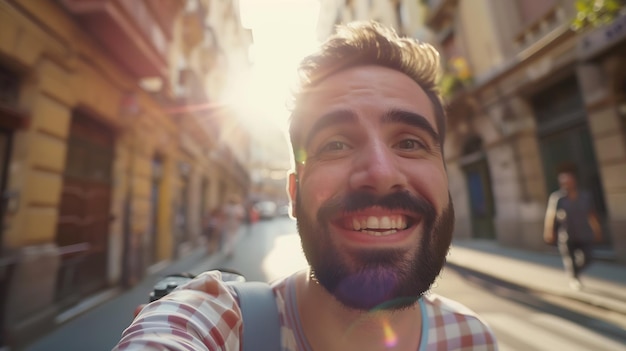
left=544, top=163, right=602, bottom=290
left=114, top=21, right=497, bottom=350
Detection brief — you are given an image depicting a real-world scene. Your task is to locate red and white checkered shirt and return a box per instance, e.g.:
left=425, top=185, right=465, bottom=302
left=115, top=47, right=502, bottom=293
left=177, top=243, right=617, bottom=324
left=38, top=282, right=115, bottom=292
left=113, top=270, right=497, bottom=350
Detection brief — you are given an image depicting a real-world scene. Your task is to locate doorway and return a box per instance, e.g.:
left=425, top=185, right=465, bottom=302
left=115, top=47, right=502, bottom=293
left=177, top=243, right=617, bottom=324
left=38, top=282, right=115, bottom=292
left=148, top=156, right=163, bottom=265
left=533, top=75, right=610, bottom=246
left=461, top=136, right=496, bottom=239
left=55, top=113, right=114, bottom=306
left=538, top=125, right=610, bottom=246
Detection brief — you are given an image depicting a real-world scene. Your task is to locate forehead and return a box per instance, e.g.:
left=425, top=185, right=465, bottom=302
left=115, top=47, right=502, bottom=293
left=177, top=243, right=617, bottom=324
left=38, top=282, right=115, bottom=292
left=293, top=65, right=436, bottom=134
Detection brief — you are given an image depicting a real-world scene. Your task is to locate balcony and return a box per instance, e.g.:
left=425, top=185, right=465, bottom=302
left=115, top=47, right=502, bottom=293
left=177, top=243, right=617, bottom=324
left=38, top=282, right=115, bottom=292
left=60, top=0, right=185, bottom=78
left=425, top=0, right=459, bottom=30
left=514, top=5, right=572, bottom=58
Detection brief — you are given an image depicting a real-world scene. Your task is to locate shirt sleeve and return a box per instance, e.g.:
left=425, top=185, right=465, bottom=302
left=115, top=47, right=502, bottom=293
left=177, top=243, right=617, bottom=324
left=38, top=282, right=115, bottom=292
left=113, top=270, right=243, bottom=351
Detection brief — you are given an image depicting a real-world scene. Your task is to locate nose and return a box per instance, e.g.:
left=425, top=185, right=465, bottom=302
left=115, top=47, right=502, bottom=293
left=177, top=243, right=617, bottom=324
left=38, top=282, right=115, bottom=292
left=349, top=140, right=407, bottom=193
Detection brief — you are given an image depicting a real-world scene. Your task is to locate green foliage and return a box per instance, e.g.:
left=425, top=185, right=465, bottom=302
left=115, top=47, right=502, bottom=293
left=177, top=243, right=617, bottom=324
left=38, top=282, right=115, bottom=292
left=439, top=57, right=473, bottom=99
left=572, top=0, right=625, bottom=31
left=439, top=72, right=460, bottom=99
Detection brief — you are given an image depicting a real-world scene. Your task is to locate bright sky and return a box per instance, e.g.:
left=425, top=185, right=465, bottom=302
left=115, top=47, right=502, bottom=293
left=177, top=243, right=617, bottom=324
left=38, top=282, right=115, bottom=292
left=237, top=0, right=321, bottom=132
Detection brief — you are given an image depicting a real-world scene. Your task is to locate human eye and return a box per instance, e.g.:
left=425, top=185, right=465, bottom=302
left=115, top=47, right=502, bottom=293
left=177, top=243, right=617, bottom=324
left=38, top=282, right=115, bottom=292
left=319, top=140, right=350, bottom=153
left=394, top=138, right=426, bottom=151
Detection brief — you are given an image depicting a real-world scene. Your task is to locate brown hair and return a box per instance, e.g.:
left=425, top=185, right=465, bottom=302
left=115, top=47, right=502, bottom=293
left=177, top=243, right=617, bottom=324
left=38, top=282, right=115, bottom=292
left=288, top=21, right=446, bottom=165
left=556, top=162, right=579, bottom=178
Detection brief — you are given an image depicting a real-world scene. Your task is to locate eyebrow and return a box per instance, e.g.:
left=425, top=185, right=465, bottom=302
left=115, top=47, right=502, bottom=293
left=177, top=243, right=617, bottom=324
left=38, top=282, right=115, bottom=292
left=382, top=109, right=440, bottom=146
left=304, top=109, right=357, bottom=148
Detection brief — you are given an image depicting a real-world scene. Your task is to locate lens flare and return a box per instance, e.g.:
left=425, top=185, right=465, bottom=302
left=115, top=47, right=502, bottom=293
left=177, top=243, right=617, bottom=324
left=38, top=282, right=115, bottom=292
left=296, top=148, right=307, bottom=164
left=382, top=318, right=398, bottom=348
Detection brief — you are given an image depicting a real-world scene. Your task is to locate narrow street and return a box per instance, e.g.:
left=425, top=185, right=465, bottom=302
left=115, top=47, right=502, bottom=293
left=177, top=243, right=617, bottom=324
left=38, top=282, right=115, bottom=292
left=25, top=217, right=625, bottom=351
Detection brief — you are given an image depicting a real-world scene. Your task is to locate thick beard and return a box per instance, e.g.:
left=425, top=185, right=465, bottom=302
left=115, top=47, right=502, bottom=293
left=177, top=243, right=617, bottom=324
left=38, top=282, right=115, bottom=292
left=296, top=190, right=454, bottom=312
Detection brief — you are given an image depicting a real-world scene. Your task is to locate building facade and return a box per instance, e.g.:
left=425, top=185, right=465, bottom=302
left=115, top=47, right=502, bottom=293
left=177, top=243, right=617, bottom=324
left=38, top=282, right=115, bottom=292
left=317, top=0, right=430, bottom=40
left=315, top=0, right=626, bottom=262
left=0, top=0, right=252, bottom=347
left=247, top=126, right=292, bottom=207
left=424, top=0, right=626, bottom=261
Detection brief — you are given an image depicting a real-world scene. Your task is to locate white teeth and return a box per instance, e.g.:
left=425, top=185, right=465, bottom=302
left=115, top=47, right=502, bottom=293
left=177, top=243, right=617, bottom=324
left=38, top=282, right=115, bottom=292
left=362, top=229, right=397, bottom=236
left=350, top=215, right=410, bottom=233
left=366, top=216, right=379, bottom=229
left=380, top=216, right=391, bottom=228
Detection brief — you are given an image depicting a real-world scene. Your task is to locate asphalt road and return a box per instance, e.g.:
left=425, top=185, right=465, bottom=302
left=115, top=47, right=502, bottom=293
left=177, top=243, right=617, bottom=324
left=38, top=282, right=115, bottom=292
left=25, top=217, right=625, bottom=350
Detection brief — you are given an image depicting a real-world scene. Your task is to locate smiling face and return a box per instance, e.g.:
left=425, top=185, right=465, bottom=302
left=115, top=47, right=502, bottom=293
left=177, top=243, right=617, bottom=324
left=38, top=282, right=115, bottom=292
left=289, top=65, right=454, bottom=311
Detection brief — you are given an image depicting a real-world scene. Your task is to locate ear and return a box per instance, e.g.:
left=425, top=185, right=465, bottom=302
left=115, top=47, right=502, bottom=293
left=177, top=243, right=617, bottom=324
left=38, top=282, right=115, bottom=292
left=288, top=171, right=298, bottom=219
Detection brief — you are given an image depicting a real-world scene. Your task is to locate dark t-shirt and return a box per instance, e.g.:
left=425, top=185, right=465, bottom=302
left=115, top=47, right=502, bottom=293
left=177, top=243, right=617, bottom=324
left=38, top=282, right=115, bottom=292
left=554, top=190, right=594, bottom=244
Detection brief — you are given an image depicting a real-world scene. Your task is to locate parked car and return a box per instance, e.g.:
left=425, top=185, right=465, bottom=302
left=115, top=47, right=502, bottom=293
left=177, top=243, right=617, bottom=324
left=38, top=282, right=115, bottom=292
left=254, top=201, right=277, bottom=219
left=277, top=205, right=290, bottom=217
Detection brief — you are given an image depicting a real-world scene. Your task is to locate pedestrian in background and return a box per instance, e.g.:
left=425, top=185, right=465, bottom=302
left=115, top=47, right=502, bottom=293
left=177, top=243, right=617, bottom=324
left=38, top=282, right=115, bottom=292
left=221, top=194, right=245, bottom=258
left=203, top=208, right=223, bottom=254
left=544, top=163, right=603, bottom=290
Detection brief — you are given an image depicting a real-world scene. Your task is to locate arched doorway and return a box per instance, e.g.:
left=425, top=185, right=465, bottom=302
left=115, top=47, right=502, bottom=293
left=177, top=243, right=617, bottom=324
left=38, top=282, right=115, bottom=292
left=461, top=136, right=496, bottom=239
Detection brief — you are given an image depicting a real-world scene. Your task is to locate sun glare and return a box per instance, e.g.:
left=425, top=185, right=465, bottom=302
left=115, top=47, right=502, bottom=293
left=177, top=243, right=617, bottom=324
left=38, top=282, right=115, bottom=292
left=234, top=0, right=320, bottom=133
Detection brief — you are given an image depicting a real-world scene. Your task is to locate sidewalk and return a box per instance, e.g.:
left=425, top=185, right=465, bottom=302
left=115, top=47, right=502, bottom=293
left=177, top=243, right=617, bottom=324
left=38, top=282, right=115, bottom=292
left=446, top=239, right=626, bottom=315
left=24, top=238, right=229, bottom=351
left=41, top=224, right=251, bottom=334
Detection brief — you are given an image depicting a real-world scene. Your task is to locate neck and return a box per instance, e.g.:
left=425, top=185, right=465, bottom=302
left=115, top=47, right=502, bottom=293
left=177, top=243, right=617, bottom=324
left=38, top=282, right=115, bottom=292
left=296, top=270, right=423, bottom=351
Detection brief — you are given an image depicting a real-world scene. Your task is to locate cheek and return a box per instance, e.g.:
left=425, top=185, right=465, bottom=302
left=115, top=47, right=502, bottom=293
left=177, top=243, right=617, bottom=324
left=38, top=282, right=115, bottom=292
left=406, top=163, right=449, bottom=208
left=299, top=164, right=349, bottom=209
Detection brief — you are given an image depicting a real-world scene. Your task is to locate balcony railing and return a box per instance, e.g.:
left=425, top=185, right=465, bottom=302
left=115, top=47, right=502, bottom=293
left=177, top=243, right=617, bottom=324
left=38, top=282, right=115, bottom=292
left=425, top=0, right=458, bottom=30
left=60, top=0, right=185, bottom=78
left=514, top=5, right=571, bottom=54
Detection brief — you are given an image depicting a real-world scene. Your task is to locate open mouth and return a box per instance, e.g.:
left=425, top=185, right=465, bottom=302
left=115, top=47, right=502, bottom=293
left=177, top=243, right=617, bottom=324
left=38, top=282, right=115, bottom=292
left=334, top=214, right=419, bottom=237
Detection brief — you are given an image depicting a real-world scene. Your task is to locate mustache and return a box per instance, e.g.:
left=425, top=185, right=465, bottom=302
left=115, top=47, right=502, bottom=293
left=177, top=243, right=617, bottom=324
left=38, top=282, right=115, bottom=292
left=317, top=190, right=435, bottom=222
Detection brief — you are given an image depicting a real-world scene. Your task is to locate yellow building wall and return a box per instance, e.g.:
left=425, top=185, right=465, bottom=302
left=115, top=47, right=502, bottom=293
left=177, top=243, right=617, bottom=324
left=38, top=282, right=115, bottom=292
left=1, top=0, right=242, bottom=266
left=0, top=1, right=182, bottom=262
left=0, top=2, right=249, bottom=346
left=4, top=60, right=72, bottom=247
left=157, top=153, right=176, bottom=261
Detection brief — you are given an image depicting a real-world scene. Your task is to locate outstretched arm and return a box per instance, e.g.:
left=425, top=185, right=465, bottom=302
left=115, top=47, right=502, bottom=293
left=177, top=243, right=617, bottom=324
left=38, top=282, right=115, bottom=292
left=114, top=271, right=243, bottom=351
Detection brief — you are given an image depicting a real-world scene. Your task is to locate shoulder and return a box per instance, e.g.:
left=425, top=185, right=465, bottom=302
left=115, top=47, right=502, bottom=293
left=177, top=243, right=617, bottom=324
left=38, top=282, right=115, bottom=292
left=422, top=293, right=498, bottom=349
left=549, top=190, right=565, bottom=202
left=269, top=272, right=296, bottom=306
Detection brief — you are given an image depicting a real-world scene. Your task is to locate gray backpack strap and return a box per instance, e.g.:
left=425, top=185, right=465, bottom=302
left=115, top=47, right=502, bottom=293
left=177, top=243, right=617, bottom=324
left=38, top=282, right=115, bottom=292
left=231, top=282, right=281, bottom=351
